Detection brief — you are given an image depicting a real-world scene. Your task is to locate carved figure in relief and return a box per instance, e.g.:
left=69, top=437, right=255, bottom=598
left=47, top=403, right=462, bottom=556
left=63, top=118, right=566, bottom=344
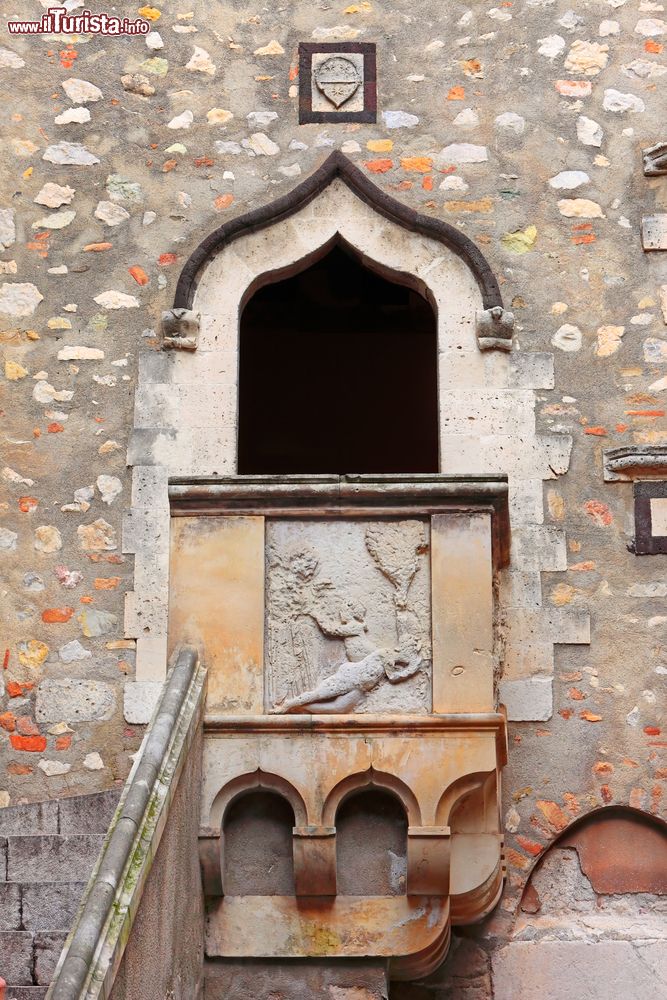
left=161, top=307, right=200, bottom=351
left=273, top=646, right=423, bottom=713
left=475, top=306, right=515, bottom=352
left=267, top=520, right=430, bottom=714
left=643, top=141, right=667, bottom=177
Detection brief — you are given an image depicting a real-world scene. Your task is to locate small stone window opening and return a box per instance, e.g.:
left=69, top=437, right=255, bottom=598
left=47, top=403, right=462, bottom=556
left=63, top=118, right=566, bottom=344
left=237, top=244, right=439, bottom=475
left=335, top=789, right=408, bottom=896
left=223, top=790, right=295, bottom=895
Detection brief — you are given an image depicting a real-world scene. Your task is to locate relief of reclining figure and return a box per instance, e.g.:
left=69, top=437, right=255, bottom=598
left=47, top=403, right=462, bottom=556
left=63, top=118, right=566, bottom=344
left=267, top=521, right=430, bottom=714
left=272, top=645, right=425, bottom=713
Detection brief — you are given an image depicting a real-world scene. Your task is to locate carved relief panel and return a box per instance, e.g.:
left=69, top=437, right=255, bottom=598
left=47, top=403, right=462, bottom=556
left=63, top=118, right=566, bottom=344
left=265, top=519, right=431, bottom=714
left=167, top=476, right=509, bottom=980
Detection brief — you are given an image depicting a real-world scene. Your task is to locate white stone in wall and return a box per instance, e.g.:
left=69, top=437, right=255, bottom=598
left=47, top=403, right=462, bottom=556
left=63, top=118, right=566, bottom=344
left=54, top=107, right=90, bottom=124
left=552, top=323, right=582, bottom=351
left=0, top=527, right=18, bottom=550
left=167, top=110, right=194, bottom=129
left=34, top=182, right=75, bottom=208
left=94, top=290, right=140, bottom=309
left=499, top=677, right=553, bottom=722
left=38, top=760, right=71, bottom=777
left=549, top=170, right=589, bottom=190
left=436, top=143, right=488, bottom=164
left=123, top=680, right=163, bottom=724
left=311, top=27, right=362, bottom=42
left=577, top=116, right=603, bottom=146
left=495, top=112, right=525, bottom=134
left=186, top=46, right=216, bottom=74
left=94, top=201, right=130, bottom=226
left=382, top=110, right=419, bottom=128
left=242, top=132, right=280, bottom=155
left=634, top=18, right=667, bottom=36
left=0, top=282, right=43, bottom=316
left=0, top=208, right=16, bottom=249
left=538, top=35, right=566, bottom=59
left=603, top=88, right=646, bottom=113
left=43, top=142, right=100, bottom=165
left=36, top=679, right=116, bottom=722
left=61, top=77, right=103, bottom=103
left=622, top=58, right=667, bottom=79
left=0, top=46, right=24, bottom=68
left=32, top=210, right=76, bottom=230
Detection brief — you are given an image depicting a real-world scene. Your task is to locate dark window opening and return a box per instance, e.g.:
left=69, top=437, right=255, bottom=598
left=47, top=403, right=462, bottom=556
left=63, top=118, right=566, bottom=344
left=223, top=790, right=295, bottom=895
left=336, top=788, right=408, bottom=895
left=238, top=244, right=439, bottom=475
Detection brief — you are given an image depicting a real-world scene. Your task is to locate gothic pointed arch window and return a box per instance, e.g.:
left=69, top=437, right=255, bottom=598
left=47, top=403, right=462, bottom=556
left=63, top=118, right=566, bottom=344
left=237, top=240, right=439, bottom=474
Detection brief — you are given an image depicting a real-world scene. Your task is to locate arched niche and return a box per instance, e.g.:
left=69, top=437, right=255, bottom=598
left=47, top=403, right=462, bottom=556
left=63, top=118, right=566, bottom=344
left=222, top=789, right=296, bottom=896
left=335, top=788, right=408, bottom=896
left=520, top=806, right=667, bottom=915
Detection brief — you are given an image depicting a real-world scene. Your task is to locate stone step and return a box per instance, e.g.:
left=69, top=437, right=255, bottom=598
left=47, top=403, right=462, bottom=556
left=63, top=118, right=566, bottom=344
left=0, top=930, right=67, bottom=988
left=0, top=789, right=119, bottom=838
left=6, top=836, right=103, bottom=884
left=0, top=789, right=120, bottom=991
left=6, top=991, right=49, bottom=1000
left=0, top=881, right=87, bottom=932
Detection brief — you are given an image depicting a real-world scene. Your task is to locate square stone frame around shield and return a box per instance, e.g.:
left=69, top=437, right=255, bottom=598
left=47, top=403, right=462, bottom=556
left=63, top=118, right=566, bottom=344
left=298, top=42, right=377, bottom=124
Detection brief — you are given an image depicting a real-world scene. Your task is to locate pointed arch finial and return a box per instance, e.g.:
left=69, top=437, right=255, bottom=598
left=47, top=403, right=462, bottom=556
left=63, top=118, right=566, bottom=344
left=173, top=150, right=504, bottom=311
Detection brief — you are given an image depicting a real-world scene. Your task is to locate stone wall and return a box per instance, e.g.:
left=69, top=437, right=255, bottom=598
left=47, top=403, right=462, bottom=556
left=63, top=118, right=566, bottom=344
left=0, top=0, right=666, bottom=993
left=0, top=789, right=119, bottom=996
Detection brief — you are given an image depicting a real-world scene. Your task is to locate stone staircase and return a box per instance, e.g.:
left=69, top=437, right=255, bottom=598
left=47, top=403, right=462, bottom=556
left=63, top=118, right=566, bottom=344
left=0, top=790, right=120, bottom=999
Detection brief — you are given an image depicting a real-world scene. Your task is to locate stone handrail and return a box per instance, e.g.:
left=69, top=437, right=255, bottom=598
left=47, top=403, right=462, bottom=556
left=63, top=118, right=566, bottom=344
left=46, top=646, right=205, bottom=1000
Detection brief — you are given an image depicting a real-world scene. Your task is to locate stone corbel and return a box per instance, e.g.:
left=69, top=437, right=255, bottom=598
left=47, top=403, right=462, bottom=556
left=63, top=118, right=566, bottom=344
left=199, top=828, right=223, bottom=897
left=603, top=446, right=667, bottom=482
left=293, top=826, right=337, bottom=896
left=161, top=307, right=200, bottom=351
left=643, top=141, right=667, bottom=176
left=475, top=306, right=515, bottom=352
left=406, top=826, right=451, bottom=896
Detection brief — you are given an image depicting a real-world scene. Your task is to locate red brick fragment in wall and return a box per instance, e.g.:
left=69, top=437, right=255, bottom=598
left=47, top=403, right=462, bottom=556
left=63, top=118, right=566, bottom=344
left=9, top=734, right=47, bottom=752
left=520, top=881, right=542, bottom=914
left=7, top=681, right=34, bottom=698
left=7, top=762, right=32, bottom=775
left=536, top=800, right=570, bottom=832
left=516, top=835, right=543, bottom=856
left=42, top=607, right=74, bottom=623
left=583, top=500, right=613, bottom=527
left=364, top=159, right=393, bottom=173
left=16, top=716, right=39, bottom=736
left=0, top=712, right=16, bottom=732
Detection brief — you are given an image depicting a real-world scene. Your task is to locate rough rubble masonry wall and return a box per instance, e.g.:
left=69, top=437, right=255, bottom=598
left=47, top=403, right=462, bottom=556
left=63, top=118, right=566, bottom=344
left=0, top=0, right=665, bottom=943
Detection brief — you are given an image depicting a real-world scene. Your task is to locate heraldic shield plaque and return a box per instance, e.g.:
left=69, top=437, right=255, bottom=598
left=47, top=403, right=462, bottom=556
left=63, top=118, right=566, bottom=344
left=299, top=42, right=377, bottom=124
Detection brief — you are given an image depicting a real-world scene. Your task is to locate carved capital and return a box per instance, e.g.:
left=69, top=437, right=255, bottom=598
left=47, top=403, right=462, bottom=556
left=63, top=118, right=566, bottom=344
left=162, top=307, right=200, bottom=351
left=475, top=306, right=515, bottom=352
left=643, top=141, right=667, bottom=177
